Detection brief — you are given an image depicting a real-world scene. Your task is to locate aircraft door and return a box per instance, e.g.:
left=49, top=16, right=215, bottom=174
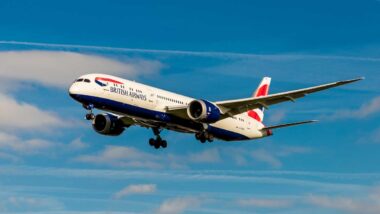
left=147, top=89, right=157, bottom=108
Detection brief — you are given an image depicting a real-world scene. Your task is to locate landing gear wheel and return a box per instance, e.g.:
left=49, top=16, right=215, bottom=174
left=195, top=133, right=201, bottom=140
left=161, top=140, right=167, bottom=148
left=149, top=138, right=155, bottom=146
left=150, top=127, right=168, bottom=149
left=85, top=113, right=94, bottom=120
left=154, top=139, right=161, bottom=149
left=196, top=132, right=213, bottom=143
left=84, top=104, right=95, bottom=120
left=200, top=137, right=206, bottom=143
left=207, top=135, right=214, bottom=143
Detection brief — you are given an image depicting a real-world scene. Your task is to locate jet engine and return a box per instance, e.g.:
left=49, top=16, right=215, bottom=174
left=92, top=114, right=125, bottom=136
left=187, top=99, right=221, bottom=123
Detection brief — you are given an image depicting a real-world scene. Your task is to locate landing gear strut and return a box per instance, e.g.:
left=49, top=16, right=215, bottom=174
left=195, top=131, right=214, bottom=143
left=83, top=104, right=95, bottom=120
left=149, top=127, right=167, bottom=149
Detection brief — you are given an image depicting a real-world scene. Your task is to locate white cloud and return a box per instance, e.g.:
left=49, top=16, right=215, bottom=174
left=74, top=145, right=312, bottom=170
left=0, top=93, right=68, bottom=132
left=75, top=146, right=224, bottom=169
left=188, top=148, right=221, bottom=163
left=75, top=145, right=162, bottom=169
left=327, top=96, right=380, bottom=120
left=66, top=138, right=88, bottom=151
left=237, top=198, right=292, bottom=208
left=307, top=194, right=380, bottom=214
left=267, top=110, right=287, bottom=124
left=0, top=50, right=163, bottom=89
left=74, top=146, right=312, bottom=169
left=113, top=184, right=156, bottom=199
left=0, top=133, right=86, bottom=158
left=0, top=132, right=55, bottom=155
left=249, top=146, right=312, bottom=168
left=251, top=149, right=283, bottom=168
left=156, top=197, right=201, bottom=214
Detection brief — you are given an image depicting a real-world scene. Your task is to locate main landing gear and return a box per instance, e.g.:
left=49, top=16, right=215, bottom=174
left=149, top=127, right=167, bottom=149
left=83, top=104, right=95, bottom=120
left=195, top=131, right=214, bottom=143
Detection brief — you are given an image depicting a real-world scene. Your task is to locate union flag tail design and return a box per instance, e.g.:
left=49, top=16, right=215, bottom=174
left=247, top=77, right=271, bottom=122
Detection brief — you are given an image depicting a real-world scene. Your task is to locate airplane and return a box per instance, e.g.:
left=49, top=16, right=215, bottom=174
left=68, top=74, right=363, bottom=149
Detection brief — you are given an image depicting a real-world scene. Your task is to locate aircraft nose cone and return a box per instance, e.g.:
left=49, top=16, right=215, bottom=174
left=69, top=84, right=76, bottom=94
left=68, top=84, right=80, bottom=99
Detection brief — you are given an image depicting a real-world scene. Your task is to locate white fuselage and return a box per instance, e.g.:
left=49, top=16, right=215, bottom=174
left=69, top=74, right=267, bottom=141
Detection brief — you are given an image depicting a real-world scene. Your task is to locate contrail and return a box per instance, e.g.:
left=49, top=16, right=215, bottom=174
left=1, top=40, right=380, bottom=62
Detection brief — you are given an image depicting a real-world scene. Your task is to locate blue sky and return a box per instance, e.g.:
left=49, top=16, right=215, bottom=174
left=0, top=0, right=380, bottom=213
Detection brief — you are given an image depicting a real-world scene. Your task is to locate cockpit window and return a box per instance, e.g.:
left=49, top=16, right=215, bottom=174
left=84, top=79, right=91, bottom=83
left=76, top=78, right=83, bottom=82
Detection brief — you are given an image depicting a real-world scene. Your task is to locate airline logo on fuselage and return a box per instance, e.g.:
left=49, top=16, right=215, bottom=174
left=95, top=77, right=147, bottom=101
left=95, top=77, right=124, bottom=87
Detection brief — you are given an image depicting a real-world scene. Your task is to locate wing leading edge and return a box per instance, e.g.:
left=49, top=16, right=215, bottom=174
left=215, top=77, right=364, bottom=117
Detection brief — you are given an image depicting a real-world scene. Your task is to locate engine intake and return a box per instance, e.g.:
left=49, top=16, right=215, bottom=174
left=92, top=114, right=125, bottom=136
left=187, top=99, right=221, bottom=123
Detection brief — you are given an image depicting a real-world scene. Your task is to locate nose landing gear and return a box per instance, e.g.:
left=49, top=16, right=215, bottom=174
left=149, top=127, right=168, bottom=149
left=83, top=104, right=95, bottom=120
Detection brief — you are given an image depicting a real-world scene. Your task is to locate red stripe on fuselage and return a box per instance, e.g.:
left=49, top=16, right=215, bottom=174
left=248, top=110, right=262, bottom=122
left=95, top=77, right=124, bottom=84
left=255, top=84, right=268, bottom=97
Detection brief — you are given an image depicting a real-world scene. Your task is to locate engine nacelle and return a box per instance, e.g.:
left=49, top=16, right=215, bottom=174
left=187, top=99, right=221, bottom=123
left=92, top=114, right=125, bottom=136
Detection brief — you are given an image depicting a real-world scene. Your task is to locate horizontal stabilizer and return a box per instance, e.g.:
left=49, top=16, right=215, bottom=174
left=262, top=120, right=318, bottom=130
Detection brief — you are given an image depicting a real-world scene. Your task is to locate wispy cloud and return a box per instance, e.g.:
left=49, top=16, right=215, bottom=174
left=65, top=138, right=88, bottom=151
left=0, top=166, right=370, bottom=191
left=307, top=190, right=380, bottom=214
left=266, top=110, right=287, bottom=124
left=74, top=145, right=163, bottom=169
left=75, top=146, right=225, bottom=169
left=0, top=195, right=64, bottom=212
left=2, top=41, right=380, bottom=62
left=74, top=145, right=310, bottom=170
left=187, top=148, right=221, bottom=163
left=357, top=127, right=380, bottom=144
left=0, top=151, right=21, bottom=163
left=113, top=184, right=157, bottom=199
left=156, top=196, right=201, bottom=214
left=225, top=145, right=312, bottom=168
left=325, top=96, right=380, bottom=120
left=251, top=149, right=283, bottom=168
left=0, top=50, right=163, bottom=89
left=237, top=198, right=293, bottom=208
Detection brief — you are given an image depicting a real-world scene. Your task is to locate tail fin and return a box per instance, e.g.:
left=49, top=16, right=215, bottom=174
left=247, top=77, right=271, bottom=122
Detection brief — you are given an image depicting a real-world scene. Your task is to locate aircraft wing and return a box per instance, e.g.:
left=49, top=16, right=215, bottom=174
left=261, top=120, right=317, bottom=130
left=165, top=77, right=363, bottom=120
left=215, top=77, right=363, bottom=117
